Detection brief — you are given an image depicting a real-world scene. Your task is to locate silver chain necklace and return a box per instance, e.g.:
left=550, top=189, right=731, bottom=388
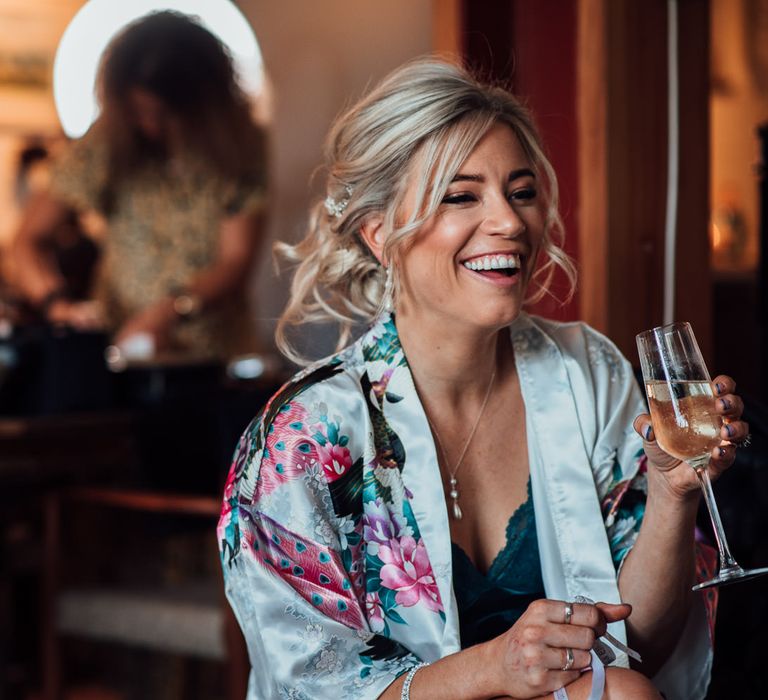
left=426, top=368, right=496, bottom=520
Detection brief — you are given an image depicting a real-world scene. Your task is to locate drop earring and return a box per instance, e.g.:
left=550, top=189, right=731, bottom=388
left=383, top=264, right=394, bottom=313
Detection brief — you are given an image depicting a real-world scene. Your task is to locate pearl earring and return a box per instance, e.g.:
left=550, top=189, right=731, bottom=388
left=383, top=264, right=394, bottom=313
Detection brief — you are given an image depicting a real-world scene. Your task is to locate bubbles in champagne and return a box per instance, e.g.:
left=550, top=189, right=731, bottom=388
left=646, top=381, right=722, bottom=462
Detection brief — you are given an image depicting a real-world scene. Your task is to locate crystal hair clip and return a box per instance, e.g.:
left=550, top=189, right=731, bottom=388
left=324, top=184, right=353, bottom=218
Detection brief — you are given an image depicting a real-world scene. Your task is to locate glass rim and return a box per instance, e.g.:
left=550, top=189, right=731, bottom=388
left=635, top=321, right=692, bottom=341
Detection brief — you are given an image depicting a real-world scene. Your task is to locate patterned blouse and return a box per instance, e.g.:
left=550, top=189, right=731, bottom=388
left=49, top=128, right=267, bottom=360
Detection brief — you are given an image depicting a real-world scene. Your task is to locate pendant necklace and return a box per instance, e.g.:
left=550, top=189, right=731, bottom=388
left=426, top=367, right=496, bottom=520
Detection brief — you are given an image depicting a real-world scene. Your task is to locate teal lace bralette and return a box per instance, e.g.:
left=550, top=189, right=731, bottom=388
left=451, top=479, right=545, bottom=648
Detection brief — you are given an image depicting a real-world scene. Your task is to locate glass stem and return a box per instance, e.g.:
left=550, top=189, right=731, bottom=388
left=693, top=462, right=740, bottom=572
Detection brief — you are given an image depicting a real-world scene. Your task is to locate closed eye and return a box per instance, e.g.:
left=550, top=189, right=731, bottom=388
left=441, top=192, right=476, bottom=205
left=509, top=187, right=537, bottom=202
left=442, top=187, right=537, bottom=206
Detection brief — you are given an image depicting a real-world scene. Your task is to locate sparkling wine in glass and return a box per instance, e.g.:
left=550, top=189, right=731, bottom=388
left=636, top=322, right=768, bottom=590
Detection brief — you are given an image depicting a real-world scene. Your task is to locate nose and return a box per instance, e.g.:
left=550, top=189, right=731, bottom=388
left=485, top=194, right=526, bottom=238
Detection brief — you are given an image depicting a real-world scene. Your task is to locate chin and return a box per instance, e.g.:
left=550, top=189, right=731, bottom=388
left=465, top=303, right=524, bottom=331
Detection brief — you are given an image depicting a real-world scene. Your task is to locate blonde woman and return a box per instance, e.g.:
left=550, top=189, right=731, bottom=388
left=218, top=59, right=745, bottom=699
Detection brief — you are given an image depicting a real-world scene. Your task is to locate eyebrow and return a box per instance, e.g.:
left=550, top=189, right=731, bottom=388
left=450, top=168, right=536, bottom=183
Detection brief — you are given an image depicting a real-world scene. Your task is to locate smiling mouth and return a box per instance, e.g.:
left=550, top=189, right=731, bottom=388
left=461, top=253, right=521, bottom=278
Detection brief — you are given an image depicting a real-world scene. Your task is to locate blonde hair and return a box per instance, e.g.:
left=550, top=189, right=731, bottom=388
left=275, top=58, right=576, bottom=364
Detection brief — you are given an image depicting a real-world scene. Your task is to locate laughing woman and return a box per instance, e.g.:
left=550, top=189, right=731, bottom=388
left=218, top=59, right=746, bottom=700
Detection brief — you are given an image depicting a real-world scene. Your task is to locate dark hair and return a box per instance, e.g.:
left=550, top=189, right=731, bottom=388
left=95, top=11, right=265, bottom=211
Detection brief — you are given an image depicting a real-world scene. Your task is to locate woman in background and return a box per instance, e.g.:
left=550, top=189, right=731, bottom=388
left=219, top=59, right=746, bottom=699
left=12, top=11, right=267, bottom=360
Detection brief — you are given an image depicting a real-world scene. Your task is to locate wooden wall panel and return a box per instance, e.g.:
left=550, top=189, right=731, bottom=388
left=509, top=0, right=580, bottom=322
left=579, top=0, right=712, bottom=362
left=432, top=0, right=463, bottom=58
left=675, top=0, right=712, bottom=364
left=577, top=0, right=609, bottom=332
left=604, top=0, right=669, bottom=359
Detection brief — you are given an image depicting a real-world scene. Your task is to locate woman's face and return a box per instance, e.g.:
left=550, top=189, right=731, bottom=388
left=396, top=122, right=545, bottom=331
left=128, top=88, right=173, bottom=143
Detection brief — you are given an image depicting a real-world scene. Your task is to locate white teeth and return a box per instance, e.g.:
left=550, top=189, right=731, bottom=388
left=462, top=254, right=520, bottom=272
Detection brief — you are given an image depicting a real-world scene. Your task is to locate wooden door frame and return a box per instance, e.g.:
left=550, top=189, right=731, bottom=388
left=578, top=0, right=712, bottom=362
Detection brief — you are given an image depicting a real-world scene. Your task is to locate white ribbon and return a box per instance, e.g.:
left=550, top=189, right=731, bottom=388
left=587, top=649, right=606, bottom=700
left=554, top=650, right=604, bottom=700
left=574, top=595, right=643, bottom=663
left=555, top=598, right=642, bottom=700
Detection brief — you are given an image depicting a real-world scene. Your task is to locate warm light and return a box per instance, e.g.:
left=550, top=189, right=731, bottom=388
left=53, top=0, right=264, bottom=138
left=711, top=221, right=724, bottom=250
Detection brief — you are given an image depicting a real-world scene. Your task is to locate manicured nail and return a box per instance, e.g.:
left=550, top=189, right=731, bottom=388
left=720, top=398, right=731, bottom=410
left=715, top=382, right=725, bottom=395
left=719, top=447, right=726, bottom=458
left=725, top=423, right=734, bottom=437
left=644, top=425, right=653, bottom=441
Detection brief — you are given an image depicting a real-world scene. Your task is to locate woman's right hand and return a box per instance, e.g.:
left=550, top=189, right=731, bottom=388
left=47, top=299, right=105, bottom=331
left=484, top=598, right=632, bottom=699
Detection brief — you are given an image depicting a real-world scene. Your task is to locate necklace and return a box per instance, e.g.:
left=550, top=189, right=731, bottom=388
left=426, top=368, right=496, bottom=520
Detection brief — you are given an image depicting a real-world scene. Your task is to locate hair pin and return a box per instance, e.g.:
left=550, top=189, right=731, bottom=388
left=324, top=184, right=353, bottom=218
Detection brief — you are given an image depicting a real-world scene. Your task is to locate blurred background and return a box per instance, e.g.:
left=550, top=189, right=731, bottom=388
left=0, top=0, right=766, bottom=698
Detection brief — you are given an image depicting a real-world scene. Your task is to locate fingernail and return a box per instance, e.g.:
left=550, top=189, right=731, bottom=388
left=725, top=423, right=734, bottom=437
left=719, top=447, right=726, bottom=458
left=715, top=382, right=725, bottom=395
left=720, top=398, right=730, bottom=410
left=644, top=425, right=653, bottom=441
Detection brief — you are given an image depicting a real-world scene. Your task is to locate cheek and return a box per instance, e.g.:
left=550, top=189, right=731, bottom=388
left=526, top=209, right=547, bottom=257
left=398, top=249, right=455, bottom=304
left=524, top=238, right=546, bottom=291
left=397, top=216, right=473, bottom=295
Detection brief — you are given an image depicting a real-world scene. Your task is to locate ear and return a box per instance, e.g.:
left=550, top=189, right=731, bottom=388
left=358, top=214, right=387, bottom=265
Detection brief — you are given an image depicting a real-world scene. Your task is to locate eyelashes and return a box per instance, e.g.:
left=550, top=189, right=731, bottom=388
left=440, top=188, right=538, bottom=205
left=441, top=193, right=475, bottom=204
left=510, top=188, right=537, bottom=202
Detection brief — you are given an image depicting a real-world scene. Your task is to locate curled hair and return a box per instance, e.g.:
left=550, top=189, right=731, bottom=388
left=276, top=58, right=576, bottom=364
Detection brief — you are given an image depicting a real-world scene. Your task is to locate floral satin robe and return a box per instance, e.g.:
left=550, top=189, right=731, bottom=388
left=218, top=313, right=716, bottom=699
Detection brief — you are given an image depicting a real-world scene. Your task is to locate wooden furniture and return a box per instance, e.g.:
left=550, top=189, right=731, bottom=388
left=41, top=487, right=249, bottom=700
left=0, top=412, right=138, bottom=696
left=0, top=412, right=137, bottom=487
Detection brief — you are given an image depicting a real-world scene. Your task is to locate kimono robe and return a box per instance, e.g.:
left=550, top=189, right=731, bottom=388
left=218, top=313, right=717, bottom=700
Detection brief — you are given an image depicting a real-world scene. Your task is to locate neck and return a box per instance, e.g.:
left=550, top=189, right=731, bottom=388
left=394, top=307, right=513, bottom=407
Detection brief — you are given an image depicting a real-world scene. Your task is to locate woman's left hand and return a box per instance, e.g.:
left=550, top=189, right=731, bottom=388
left=633, top=374, right=749, bottom=501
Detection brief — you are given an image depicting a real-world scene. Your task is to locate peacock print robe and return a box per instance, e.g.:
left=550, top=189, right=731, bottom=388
left=218, top=313, right=716, bottom=699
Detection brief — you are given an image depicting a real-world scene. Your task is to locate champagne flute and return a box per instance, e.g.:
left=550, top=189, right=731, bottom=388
left=636, top=321, right=768, bottom=590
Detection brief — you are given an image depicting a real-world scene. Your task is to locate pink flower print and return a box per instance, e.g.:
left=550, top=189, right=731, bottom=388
left=378, top=537, right=442, bottom=612
left=315, top=442, right=352, bottom=481
left=363, top=498, right=411, bottom=555
left=365, top=592, right=385, bottom=632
